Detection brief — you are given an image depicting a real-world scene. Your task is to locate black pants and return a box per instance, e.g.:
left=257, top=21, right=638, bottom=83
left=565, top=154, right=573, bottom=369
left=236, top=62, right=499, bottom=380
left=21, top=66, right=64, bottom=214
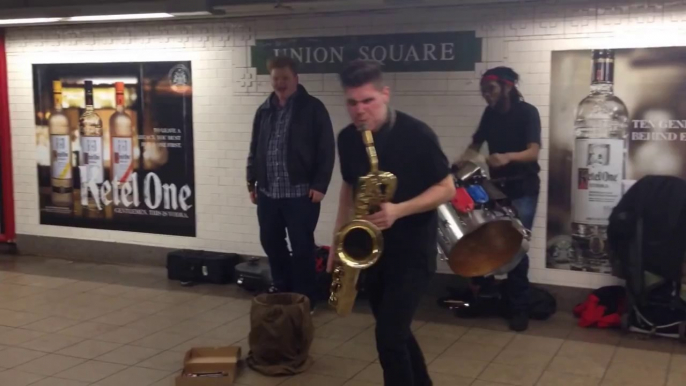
left=365, top=261, right=433, bottom=386
left=473, top=195, right=538, bottom=313
left=256, top=192, right=320, bottom=307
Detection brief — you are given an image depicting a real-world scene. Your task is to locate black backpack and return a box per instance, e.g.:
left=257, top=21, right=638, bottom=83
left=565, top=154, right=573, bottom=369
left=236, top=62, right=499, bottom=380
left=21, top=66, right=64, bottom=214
left=499, top=282, right=557, bottom=320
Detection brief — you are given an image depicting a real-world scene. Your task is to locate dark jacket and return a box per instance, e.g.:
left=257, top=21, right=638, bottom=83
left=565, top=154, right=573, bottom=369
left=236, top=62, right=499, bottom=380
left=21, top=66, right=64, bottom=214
left=246, top=85, right=335, bottom=195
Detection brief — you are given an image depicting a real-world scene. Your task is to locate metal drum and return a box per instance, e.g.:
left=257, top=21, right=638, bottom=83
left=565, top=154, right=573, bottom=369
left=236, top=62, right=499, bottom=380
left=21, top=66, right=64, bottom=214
left=437, top=162, right=531, bottom=278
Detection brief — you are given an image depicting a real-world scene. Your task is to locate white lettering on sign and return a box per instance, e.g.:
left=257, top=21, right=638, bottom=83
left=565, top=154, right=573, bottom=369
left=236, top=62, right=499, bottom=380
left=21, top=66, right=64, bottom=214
left=80, top=171, right=193, bottom=212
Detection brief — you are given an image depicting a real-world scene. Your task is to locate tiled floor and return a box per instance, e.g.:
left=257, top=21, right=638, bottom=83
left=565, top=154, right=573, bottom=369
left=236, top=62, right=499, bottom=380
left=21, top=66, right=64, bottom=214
left=0, top=255, right=682, bottom=386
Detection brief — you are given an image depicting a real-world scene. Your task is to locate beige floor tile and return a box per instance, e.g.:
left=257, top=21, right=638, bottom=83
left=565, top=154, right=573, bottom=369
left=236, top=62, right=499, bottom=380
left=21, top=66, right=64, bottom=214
left=54, top=360, right=127, bottom=383
left=459, top=328, right=515, bottom=348
left=443, top=340, right=503, bottom=361
left=132, top=332, right=193, bottom=350
left=311, top=310, right=339, bottom=328
left=150, top=291, right=201, bottom=304
left=22, top=317, right=81, bottom=333
left=567, top=328, right=622, bottom=346
left=309, top=355, right=369, bottom=379
left=0, top=328, right=46, bottom=345
left=478, top=363, right=544, bottom=386
left=428, top=354, right=489, bottom=378
left=95, top=326, right=156, bottom=344
left=414, top=322, right=469, bottom=340
left=161, top=319, right=225, bottom=337
left=308, top=338, right=345, bottom=356
left=315, top=324, right=366, bottom=342
left=234, top=366, right=290, bottom=386
left=15, top=353, right=86, bottom=376
left=19, top=333, right=84, bottom=353
left=342, top=381, right=379, bottom=386
left=671, top=355, right=686, bottom=374
left=668, top=371, right=686, bottom=386
left=471, top=381, right=513, bottom=386
left=92, top=366, right=172, bottom=386
left=59, top=322, right=118, bottom=339
left=428, top=371, right=473, bottom=386
left=600, top=380, right=657, bottom=386
left=91, top=310, right=148, bottom=326
left=328, top=340, right=378, bottom=362
left=29, top=377, right=89, bottom=386
left=612, top=347, right=671, bottom=370
left=127, top=315, right=187, bottom=333
left=49, top=305, right=113, bottom=321
left=56, top=339, right=122, bottom=359
left=0, top=368, right=46, bottom=386
left=90, top=284, right=136, bottom=297
left=119, top=288, right=169, bottom=302
left=619, top=334, right=675, bottom=353
left=415, top=334, right=458, bottom=354
left=96, top=345, right=162, bottom=365
left=326, top=314, right=376, bottom=330
left=603, top=361, right=667, bottom=385
left=492, top=348, right=553, bottom=367
left=349, top=363, right=383, bottom=384
left=536, top=371, right=601, bottom=386
left=348, top=328, right=376, bottom=347
left=506, top=334, right=564, bottom=355
left=547, top=354, right=608, bottom=379
left=556, top=340, right=616, bottom=364
left=0, top=309, right=48, bottom=328
left=0, top=347, right=47, bottom=367
left=148, top=373, right=177, bottom=386
left=137, top=350, right=185, bottom=372
left=119, top=301, right=173, bottom=316
left=280, top=373, right=347, bottom=386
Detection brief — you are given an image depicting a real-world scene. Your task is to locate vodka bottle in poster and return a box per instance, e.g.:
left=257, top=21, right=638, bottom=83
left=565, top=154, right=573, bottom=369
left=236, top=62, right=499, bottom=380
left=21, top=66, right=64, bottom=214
left=110, top=82, right=135, bottom=208
left=79, top=80, right=106, bottom=218
left=571, top=49, right=629, bottom=273
left=48, top=80, right=72, bottom=208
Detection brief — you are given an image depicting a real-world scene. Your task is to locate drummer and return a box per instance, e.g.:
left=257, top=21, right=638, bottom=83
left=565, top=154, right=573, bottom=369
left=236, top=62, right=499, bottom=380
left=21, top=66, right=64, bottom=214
left=456, top=66, right=542, bottom=332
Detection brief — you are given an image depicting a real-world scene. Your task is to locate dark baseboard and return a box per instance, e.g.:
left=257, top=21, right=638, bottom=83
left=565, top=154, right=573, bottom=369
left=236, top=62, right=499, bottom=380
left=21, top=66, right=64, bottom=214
left=15, top=234, right=174, bottom=267
left=14, top=234, right=592, bottom=311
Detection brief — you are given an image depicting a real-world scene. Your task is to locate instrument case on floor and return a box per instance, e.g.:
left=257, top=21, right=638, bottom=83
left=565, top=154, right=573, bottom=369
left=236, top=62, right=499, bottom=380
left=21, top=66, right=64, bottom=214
left=235, top=258, right=273, bottom=292
left=167, top=250, right=240, bottom=285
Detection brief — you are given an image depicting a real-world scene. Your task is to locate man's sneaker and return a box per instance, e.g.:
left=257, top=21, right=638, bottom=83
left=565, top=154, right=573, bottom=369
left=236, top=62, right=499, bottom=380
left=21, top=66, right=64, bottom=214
left=509, top=311, right=529, bottom=332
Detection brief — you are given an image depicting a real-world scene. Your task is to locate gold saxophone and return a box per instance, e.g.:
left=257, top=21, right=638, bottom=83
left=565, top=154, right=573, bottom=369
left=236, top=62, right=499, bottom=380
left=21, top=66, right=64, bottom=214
left=329, top=127, right=397, bottom=317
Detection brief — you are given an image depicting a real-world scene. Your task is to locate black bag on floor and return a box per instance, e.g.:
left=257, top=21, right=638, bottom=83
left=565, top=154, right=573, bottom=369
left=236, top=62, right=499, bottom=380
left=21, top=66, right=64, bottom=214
left=236, top=258, right=272, bottom=292
left=167, top=250, right=240, bottom=285
left=439, top=280, right=557, bottom=321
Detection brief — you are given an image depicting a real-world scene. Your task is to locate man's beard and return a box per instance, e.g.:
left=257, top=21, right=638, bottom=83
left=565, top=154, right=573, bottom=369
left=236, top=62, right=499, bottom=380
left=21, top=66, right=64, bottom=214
left=494, top=93, right=509, bottom=111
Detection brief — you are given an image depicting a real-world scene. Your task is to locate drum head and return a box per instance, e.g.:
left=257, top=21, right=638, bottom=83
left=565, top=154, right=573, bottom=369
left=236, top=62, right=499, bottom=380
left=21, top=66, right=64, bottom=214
left=447, top=220, right=524, bottom=277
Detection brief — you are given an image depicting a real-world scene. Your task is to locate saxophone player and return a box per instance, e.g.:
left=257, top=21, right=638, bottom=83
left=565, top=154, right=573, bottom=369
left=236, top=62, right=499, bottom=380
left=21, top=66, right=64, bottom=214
left=327, top=60, right=455, bottom=386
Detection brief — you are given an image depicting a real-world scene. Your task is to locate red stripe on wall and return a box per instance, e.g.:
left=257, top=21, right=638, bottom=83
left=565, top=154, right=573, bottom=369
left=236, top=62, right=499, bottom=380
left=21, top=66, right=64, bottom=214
left=0, top=30, right=16, bottom=242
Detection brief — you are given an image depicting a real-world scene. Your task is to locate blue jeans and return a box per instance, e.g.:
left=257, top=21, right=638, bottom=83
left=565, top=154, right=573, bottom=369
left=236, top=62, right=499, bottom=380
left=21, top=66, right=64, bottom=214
left=474, top=194, right=538, bottom=313
left=256, top=192, right=320, bottom=307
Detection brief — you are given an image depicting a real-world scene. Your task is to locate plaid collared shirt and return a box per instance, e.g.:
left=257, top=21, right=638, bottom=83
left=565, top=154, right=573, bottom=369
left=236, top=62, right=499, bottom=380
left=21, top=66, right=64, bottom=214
left=260, top=92, right=310, bottom=199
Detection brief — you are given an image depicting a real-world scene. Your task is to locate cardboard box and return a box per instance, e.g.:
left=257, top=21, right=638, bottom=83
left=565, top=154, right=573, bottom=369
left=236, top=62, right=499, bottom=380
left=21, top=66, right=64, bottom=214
left=176, top=346, right=241, bottom=386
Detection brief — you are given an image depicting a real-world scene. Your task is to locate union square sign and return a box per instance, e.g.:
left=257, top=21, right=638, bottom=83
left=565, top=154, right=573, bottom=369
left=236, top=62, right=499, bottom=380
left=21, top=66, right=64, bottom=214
left=250, top=31, right=482, bottom=74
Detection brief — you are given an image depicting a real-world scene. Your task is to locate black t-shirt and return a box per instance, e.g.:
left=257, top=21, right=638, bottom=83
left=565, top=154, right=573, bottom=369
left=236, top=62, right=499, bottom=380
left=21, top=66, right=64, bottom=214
left=472, top=101, right=542, bottom=198
left=337, top=111, right=451, bottom=272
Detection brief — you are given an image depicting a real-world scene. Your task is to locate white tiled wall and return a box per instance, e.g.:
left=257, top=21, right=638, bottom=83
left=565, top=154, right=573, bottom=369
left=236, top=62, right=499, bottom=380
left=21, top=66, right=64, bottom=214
left=7, top=0, right=686, bottom=288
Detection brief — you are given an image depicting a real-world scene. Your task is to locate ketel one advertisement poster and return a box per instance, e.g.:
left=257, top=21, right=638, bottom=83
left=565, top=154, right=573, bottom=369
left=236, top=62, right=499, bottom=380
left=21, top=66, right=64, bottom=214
left=547, top=47, right=686, bottom=274
left=33, top=62, right=196, bottom=236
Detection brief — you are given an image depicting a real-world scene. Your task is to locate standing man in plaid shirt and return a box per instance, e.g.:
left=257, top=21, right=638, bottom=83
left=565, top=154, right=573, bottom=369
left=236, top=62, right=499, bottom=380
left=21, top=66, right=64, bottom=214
left=246, top=57, right=335, bottom=310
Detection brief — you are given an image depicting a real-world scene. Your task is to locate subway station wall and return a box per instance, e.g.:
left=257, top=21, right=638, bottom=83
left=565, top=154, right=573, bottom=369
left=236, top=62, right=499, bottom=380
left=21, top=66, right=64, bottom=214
left=6, top=0, right=685, bottom=289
